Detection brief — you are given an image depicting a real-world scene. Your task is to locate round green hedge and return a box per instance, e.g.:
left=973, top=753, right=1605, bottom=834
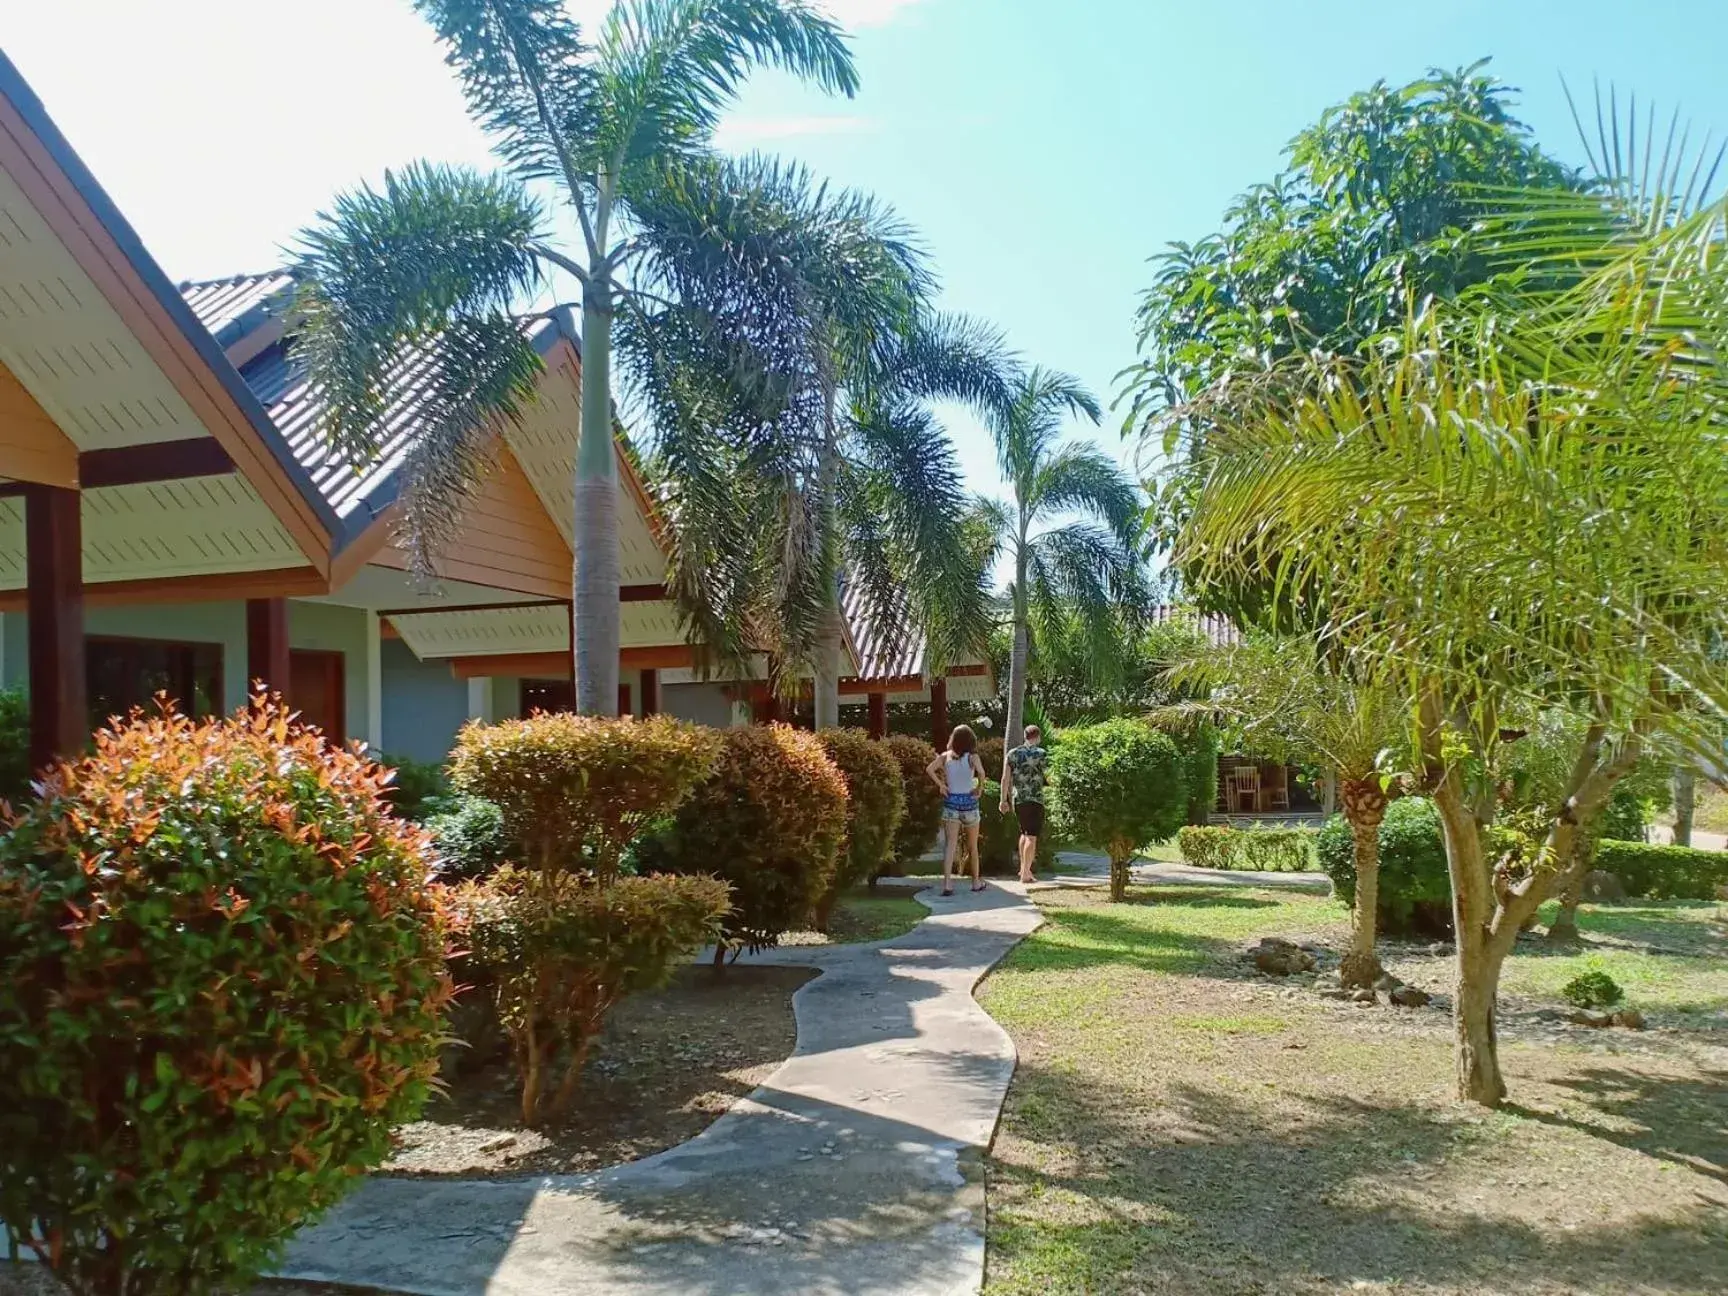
left=1317, top=797, right=1454, bottom=936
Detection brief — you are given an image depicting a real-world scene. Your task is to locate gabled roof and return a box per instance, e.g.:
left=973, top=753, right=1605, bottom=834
left=1150, top=604, right=1241, bottom=647
left=840, top=569, right=925, bottom=681
left=179, top=271, right=295, bottom=348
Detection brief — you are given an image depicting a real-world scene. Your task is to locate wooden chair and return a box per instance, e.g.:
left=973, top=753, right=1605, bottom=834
left=1227, top=765, right=1261, bottom=814
left=1264, top=764, right=1291, bottom=812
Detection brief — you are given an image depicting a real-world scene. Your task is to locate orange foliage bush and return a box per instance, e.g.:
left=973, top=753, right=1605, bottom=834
left=449, top=713, right=719, bottom=878
left=0, top=698, right=450, bottom=1296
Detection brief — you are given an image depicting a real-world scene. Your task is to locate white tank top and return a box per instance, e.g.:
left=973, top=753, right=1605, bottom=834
left=945, top=753, right=977, bottom=795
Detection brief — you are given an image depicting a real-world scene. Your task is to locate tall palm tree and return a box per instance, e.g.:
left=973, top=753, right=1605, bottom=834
left=978, top=370, right=1146, bottom=781
left=290, top=0, right=857, bottom=713
left=623, top=156, right=1008, bottom=719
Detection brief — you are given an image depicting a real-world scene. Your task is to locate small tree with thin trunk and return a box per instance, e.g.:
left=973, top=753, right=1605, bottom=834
left=1161, top=633, right=1404, bottom=988
left=1047, top=719, right=1187, bottom=902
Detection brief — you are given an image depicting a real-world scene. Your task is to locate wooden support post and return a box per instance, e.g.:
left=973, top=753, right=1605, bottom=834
left=867, top=691, right=887, bottom=740
left=640, top=668, right=660, bottom=716
left=930, top=676, right=948, bottom=750
left=245, top=598, right=290, bottom=700
left=25, top=485, right=85, bottom=768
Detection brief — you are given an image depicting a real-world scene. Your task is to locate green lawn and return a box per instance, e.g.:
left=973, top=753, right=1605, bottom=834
left=979, top=885, right=1728, bottom=1295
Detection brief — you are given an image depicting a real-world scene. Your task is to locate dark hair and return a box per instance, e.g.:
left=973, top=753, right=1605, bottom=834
left=947, top=725, right=976, bottom=757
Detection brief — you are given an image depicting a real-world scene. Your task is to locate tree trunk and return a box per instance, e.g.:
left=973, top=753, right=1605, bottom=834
left=573, top=289, right=619, bottom=715
left=1322, top=770, right=1337, bottom=817
left=1673, top=766, right=1695, bottom=848
left=1003, top=579, right=1030, bottom=786
left=1337, top=777, right=1388, bottom=989
left=1430, top=759, right=1509, bottom=1107
left=1109, top=855, right=1129, bottom=903
left=1454, top=937, right=1507, bottom=1106
left=814, top=596, right=841, bottom=731
left=1546, top=868, right=1584, bottom=943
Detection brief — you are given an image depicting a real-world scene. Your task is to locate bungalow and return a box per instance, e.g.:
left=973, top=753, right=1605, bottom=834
left=0, top=53, right=987, bottom=770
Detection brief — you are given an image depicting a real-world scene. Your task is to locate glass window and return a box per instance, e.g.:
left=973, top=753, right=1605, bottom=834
left=87, top=635, right=224, bottom=726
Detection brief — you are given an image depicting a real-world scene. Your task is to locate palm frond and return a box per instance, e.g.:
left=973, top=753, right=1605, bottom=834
left=1031, top=444, right=1143, bottom=549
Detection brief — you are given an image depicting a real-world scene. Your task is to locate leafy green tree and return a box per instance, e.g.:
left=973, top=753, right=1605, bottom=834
left=625, top=156, right=1005, bottom=717
left=1161, top=287, right=1728, bottom=1104
left=1162, top=634, right=1405, bottom=988
left=976, top=370, right=1147, bottom=785
left=291, top=0, right=858, bottom=713
left=1048, top=718, right=1187, bottom=901
left=1122, top=63, right=1574, bottom=623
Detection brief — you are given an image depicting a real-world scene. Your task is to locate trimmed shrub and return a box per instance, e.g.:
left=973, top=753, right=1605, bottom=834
left=425, top=793, right=514, bottom=881
left=977, top=736, right=1006, bottom=781
left=453, top=866, right=729, bottom=1126
left=979, top=780, right=1058, bottom=875
left=0, top=685, right=28, bottom=803
left=1562, top=970, right=1624, bottom=1010
left=1048, top=719, right=1187, bottom=900
left=381, top=752, right=450, bottom=821
left=1178, top=824, right=1317, bottom=872
left=1172, top=723, right=1221, bottom=826
left=1594, top=839, right=1728, bottom=901
left=1318, top=797, right=1453, bottom=936
left=642, top=724, right=848, bottom=957
left=0, top=700, right=451, bottom=1296
left=882, top=734, right=943, bottom=873
left=815, top=728, right=906, bottom=925
left=1596, top=786, right=1649, bottom=844
left=451, top=713, right=719, bottom=878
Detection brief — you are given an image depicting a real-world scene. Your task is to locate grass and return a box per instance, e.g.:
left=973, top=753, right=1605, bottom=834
left=782, top=884, right=929, bottom=946
left=979, top=885, right=1728, bottom=1295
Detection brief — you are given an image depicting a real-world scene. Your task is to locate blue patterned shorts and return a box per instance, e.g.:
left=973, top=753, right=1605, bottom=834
left=942, top=792, right=980, bottom=826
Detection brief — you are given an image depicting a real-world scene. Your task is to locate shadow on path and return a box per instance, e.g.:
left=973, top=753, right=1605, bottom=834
left=278, top=883, right=1043, bottom=1296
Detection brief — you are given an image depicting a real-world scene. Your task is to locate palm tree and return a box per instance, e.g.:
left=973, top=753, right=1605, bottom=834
left=290, top=0, right=857, bottom=713
left=977, top=370, right=1146, bottom=782
left=623, top=156, right=1008, bottom=718
left=1163, top=634, right=1404, bottom=988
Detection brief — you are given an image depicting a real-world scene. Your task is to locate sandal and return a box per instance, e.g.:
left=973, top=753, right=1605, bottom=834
left=971, top=883, right=988, bottom=893
left=940, top=888, right=954, bottom=897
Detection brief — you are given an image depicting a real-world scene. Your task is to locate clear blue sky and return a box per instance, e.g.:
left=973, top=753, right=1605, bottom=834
left=10, top=1, right=1728, bottom=501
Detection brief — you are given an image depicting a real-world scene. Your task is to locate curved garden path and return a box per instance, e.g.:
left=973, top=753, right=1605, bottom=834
left=278, top=882, right=1043, bottom=1296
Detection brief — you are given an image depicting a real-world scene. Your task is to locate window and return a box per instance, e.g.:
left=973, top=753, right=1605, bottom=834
left=520, top=678, right=575, bottom=715
left=87, top=635, right=223, bottom=726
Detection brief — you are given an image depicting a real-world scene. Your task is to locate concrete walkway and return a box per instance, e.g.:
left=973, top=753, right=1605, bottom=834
left=278, top=883, right=1043, bottom=1296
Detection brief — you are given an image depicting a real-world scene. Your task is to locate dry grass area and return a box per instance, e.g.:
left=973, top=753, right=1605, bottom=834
left=979, top=885, right=1728, bottom=1295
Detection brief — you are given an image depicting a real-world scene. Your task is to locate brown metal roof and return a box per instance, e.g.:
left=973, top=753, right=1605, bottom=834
left=1150, top=603, right=1241, bottom=647
left=178, top=272, right=295, bottom=346
left=839, top=568, right=927, bottom=682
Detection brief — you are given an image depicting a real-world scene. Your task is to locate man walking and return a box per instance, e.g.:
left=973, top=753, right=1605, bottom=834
left=1000, top=723, right=1049, bottom=885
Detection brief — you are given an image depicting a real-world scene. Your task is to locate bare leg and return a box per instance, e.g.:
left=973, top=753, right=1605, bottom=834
left=966, top=820, right=984, bottom=889
left=941, top=819, right=958, bottom=894
left=1019, top=832, right=1037, bottom=883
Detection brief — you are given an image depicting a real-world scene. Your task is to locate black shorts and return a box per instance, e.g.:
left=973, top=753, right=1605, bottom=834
left=1014, top=801, right=1045, bottom=837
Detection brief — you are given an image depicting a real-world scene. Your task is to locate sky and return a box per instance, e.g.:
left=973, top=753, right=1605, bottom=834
left=9, top=0, right=1728, bottom=505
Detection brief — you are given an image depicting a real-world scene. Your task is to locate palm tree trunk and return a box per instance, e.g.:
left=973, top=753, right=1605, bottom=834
left=1673, top=766, right=1695, bottom=847
left=574, top=289, right=620, bottom=715
left=814, top=600, right=841, bottom=730
left=1338, top=777, right=1388, bottom=988
left=1003, top=567, right=1030, bottom=784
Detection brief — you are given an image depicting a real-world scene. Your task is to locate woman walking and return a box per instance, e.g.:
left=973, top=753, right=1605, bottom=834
left=927, top=724, right=987, bottom=896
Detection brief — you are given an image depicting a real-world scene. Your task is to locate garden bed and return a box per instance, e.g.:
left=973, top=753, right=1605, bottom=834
left=388, top=962, right=815, bottom=1178
left=979, top=885, right=1728, bottom=1295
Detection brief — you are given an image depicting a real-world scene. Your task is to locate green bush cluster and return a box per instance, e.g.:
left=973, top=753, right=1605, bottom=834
left=642, top=724, right=848, bottom=958
left=881, top=734, right=943, bottom=873
left=380, top=752, right=451, bottom=821
left=0, top=685, right=28, bottom=803
left=1317, top=797, right=1454, bottom=936
left=1594, top=839, right=1728, bottom=901
left=0, top=700, right=451, bottom=1296
left=446, top=713, right=725, bottom=1124
left=451, top=866, right=729, bottom=1125
left=1177, top=825, right=1318, bottom=872
left=1561, top=970, right=1624, bottom=1010
left=1048, top=718, right=1188, bottom=900
left=815, top=728, right=906, bottom=925
left=979, top=780, right=1058, bottom=875
left=425, top=793, right=514, bottom=880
